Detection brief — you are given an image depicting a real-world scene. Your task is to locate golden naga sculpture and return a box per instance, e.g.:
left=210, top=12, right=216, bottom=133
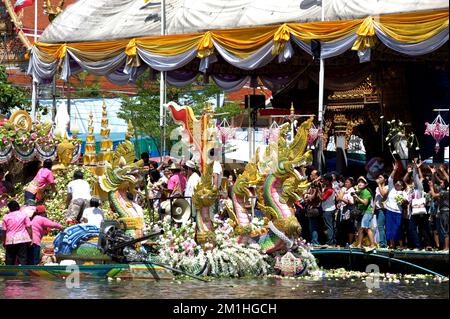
left=228, top=116, right=314, bottom=253
left=97, top=118, right=144, bottom=219
left=192, top=162, right=218, bottom=244
left=43, top=0, right=65, bottom=22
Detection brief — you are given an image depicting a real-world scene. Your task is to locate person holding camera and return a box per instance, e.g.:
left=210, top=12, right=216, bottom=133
left=373, top=174, right=389, bottom=248
left=304, top=170, right=322, bottom=246
left=320, top=174, right=337, bottom=247
left=336, top=177, right=356, bottom=246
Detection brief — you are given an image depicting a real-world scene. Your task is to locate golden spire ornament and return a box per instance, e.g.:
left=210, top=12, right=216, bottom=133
left=83, top=111, right=98, bottom=172
left=97, top=99, right=113, bottom=175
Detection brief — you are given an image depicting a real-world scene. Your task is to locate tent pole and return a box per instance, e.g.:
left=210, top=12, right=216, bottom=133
left=30, top=0, right=39, bottom=121
left=317, top=1, right=325, bottom=173
left=31, top=81, right=37, bottom=121
left=159, top=0, right=167, bottom=162
left=52, top=74, right=57, bottom=122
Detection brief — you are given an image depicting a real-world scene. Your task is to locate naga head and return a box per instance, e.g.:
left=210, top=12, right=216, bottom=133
left=273, top=215, right=302, bottom=239
left=233, top=162, right=259, bottom=200
left=99, top=158, right=145, bottom=193
left=274, top=117, right=315, bottom=183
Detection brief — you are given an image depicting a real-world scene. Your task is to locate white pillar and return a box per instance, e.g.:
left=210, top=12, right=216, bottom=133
left=317, top=1, right=326, bottom=171
left=159, top=0, right=167, bottom=161
left=31, top=81, right=37, bottom=121
left=34, top=0, right=38, bottom=42
left=31, top=0, right=39, bottom=121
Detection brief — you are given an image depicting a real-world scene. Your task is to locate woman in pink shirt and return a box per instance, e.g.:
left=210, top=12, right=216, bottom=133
left=27, top=205, right=63, bottom=265
left=24, top=160, right=56, bottom=204
left=167, top=163, right=187, bottom=196
left=1, top=201, right=33, bottom=265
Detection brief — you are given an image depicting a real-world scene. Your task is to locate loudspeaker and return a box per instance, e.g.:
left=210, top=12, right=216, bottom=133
left=244, top=95, right=266, bottom=109
left=161, top=198, right=192, bottom=224
left=170, top=198, right=192, bottom=224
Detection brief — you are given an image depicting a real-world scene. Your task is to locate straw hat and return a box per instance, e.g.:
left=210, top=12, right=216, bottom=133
left=168, top=162, right=181, bottom=170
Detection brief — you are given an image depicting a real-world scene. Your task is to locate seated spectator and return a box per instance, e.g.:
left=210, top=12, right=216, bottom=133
left=81, top=198, right=104, bottom=228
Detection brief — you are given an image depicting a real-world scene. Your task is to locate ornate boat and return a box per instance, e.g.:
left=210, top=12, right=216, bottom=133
left=0, top=263, right=174, bottom=280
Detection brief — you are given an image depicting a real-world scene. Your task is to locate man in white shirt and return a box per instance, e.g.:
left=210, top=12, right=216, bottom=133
left=66, top=170, right=92, bottom=223
left=212, top=160, right=223, bottom=191
left=81, top=198, right=104, bottom=228
left=184, top=160, right=201, bottom=199
left=184, top=160, right=201, bottom=217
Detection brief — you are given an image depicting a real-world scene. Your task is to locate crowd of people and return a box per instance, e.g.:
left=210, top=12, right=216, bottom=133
left=1, top=151, right=448, bottom=266
left=140, top=151, right=448, bottom=253
left=1, top=161, right=106, bottom=266
left=296, top=160, right=449, bottom=251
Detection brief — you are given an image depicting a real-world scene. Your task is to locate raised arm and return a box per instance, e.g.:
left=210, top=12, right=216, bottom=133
left=439, top=164, right=449, bottom=183
left=429, top=180, right=439, bottom=199
left=403, top=165, right=413, bottom=184
left=413, top=164, right=423, bottom=193
left=388, top=162, right=397, bottom=191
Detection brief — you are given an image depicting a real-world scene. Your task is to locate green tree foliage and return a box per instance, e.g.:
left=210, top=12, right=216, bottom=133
left=70, top=71, right=103, bottom=98
left=0, top=66, right=30, bottom=114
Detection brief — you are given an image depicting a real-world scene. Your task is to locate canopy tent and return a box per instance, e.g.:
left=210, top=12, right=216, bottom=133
left=28, top=0, right=449, bottom=90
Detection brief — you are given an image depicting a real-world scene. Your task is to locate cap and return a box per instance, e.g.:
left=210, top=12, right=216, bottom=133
left=36, top=205, right=46, bottom=214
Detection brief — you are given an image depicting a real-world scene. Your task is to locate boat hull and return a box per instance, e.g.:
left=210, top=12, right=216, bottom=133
left=311, top=248, right=449, bottom=276
left=0, top=264, right=175, bottom=280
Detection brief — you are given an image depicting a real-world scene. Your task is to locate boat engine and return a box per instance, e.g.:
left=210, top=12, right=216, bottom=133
left=98, top=220, right=163, bottom=263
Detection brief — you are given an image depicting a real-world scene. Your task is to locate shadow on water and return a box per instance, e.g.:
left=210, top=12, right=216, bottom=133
left=0, top=277, right=448, bottom=299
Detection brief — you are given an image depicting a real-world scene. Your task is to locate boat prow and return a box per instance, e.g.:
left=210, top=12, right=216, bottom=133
left=0, top=263, right=175, bottom=280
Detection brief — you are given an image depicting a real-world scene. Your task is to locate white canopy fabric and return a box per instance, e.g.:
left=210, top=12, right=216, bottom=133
left=41, top=0, right=448, bottom=43
left=29, top=1, right=449, bottom=87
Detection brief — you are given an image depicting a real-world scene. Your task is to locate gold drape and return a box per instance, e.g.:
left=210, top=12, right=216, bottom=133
left=33, top=9, right=448, bottom=63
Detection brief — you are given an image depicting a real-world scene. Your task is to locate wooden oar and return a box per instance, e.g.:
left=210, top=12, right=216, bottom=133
left=144, top=260, right=210, bottom=282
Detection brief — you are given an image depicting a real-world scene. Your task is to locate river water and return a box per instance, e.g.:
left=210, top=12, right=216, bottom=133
left=0, top=276, right=448, bottom=299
